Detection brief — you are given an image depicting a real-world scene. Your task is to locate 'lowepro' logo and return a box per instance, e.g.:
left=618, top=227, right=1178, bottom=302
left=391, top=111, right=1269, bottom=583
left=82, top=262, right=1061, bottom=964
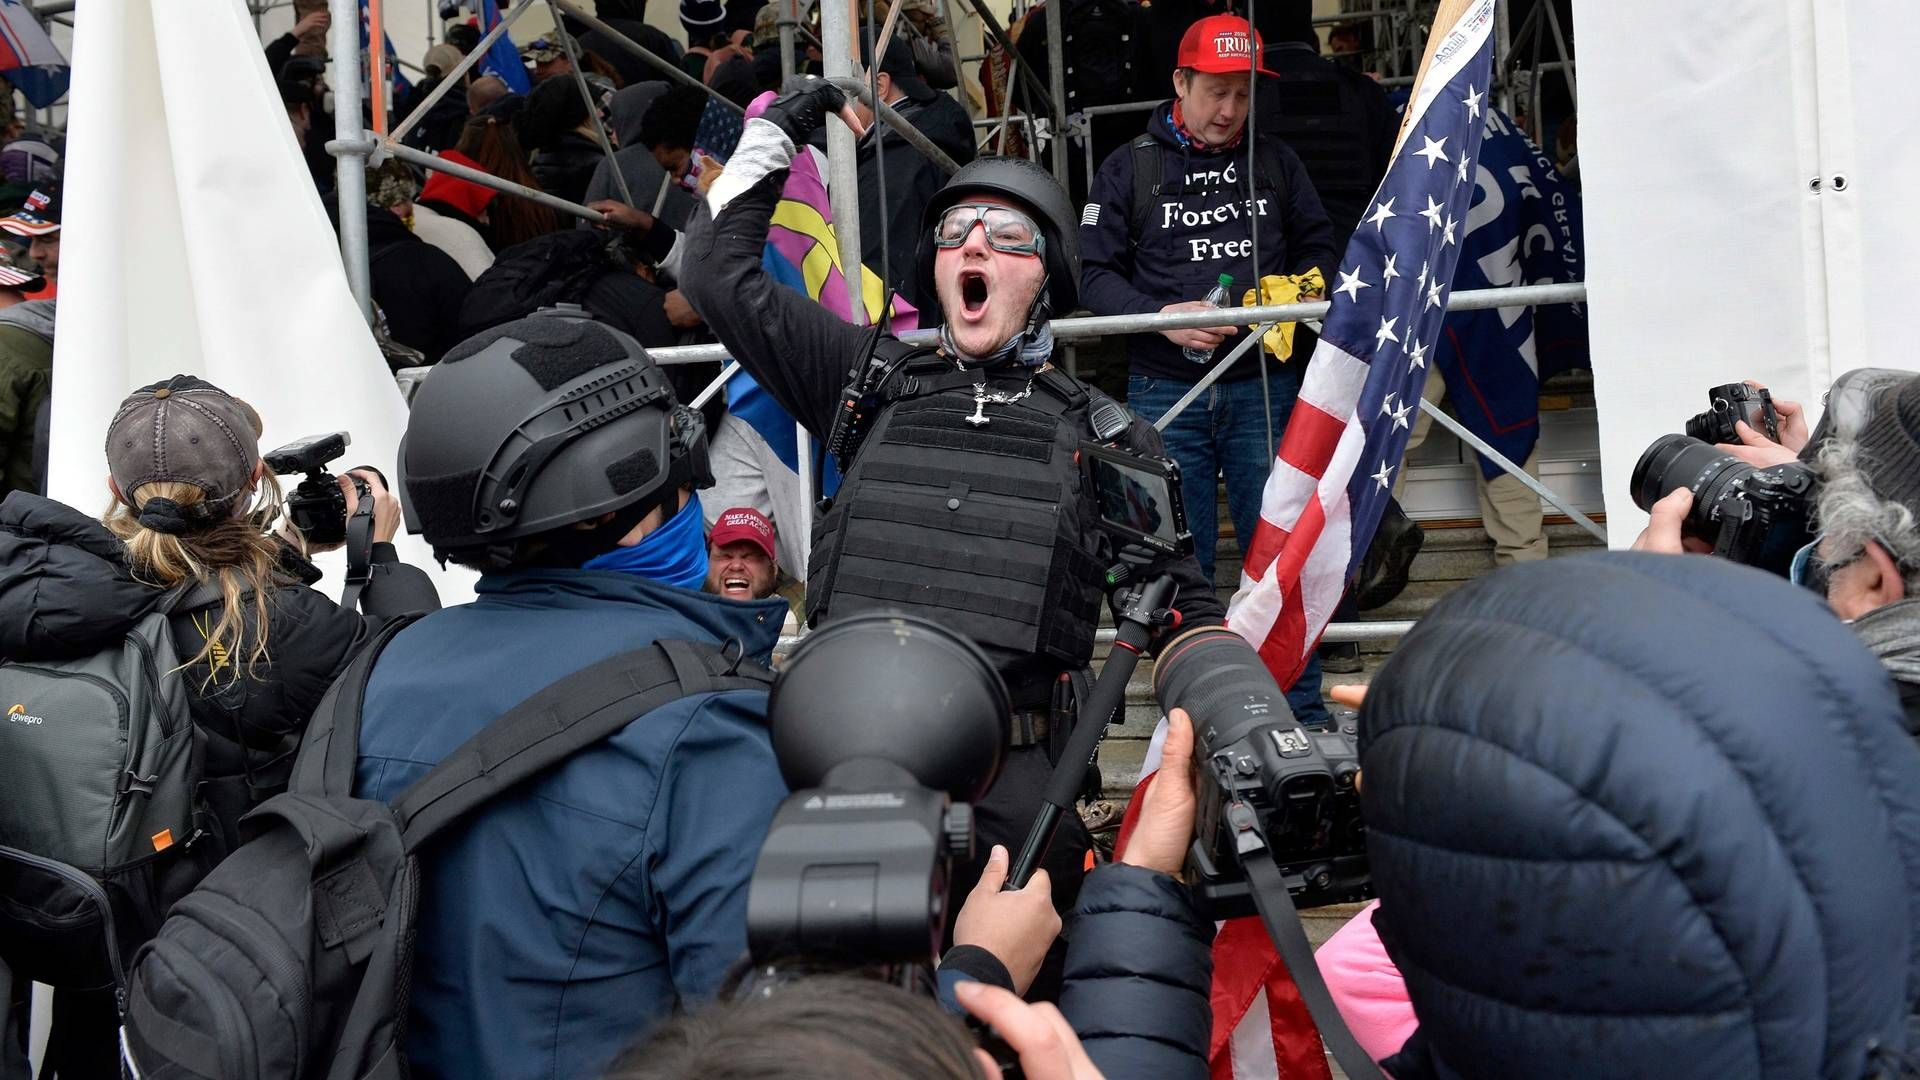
left=7, top=703, right=44, bottom=725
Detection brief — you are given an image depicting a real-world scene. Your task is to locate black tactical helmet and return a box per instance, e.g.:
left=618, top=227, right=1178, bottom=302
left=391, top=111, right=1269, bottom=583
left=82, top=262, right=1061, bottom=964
left=916, top=156, right=1081, bottom=316
left=400, top=308, right=712, bottom=561
left=770, top=613, right=1008, bottom=802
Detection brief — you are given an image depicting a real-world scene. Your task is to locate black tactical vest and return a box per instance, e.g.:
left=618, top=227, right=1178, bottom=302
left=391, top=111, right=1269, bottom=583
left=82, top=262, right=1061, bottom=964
left=808, top=355, right=1109, bottom=688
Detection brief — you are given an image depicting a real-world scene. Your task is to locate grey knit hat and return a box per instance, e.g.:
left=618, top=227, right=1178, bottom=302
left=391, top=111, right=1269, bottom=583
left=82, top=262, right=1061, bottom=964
left=1853, top=373, right=1920, bottom=515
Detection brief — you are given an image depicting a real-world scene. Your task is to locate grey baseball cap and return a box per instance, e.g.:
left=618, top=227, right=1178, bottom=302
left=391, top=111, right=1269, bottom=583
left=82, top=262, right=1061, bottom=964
left=106, top=375, right=263, bottom=518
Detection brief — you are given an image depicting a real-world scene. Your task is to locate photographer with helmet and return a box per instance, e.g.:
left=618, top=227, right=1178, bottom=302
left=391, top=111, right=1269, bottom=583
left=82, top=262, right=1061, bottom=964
left=641, top=79, right=1285, bottom=982
left=1632, top=371, right=1920, bottom=729
left=0, top=375, right=436, bottom=1076
left=338, top=310, right=791, bottom=1080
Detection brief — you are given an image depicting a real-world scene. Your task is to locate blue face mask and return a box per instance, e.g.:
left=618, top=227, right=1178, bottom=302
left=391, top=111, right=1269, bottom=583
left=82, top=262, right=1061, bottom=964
left=580, top=493, right=709, bottom=589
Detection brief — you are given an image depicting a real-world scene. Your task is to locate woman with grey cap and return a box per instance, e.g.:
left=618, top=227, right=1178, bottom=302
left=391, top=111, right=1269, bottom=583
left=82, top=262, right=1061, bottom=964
left=1, top=373, right=437, bottom=871
left=0, top=375, right=436, bottom=1073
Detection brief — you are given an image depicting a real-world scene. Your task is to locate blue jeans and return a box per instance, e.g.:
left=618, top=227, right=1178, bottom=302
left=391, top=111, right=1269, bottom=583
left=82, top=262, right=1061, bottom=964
left=1128, top=369, right=1330, bottom=728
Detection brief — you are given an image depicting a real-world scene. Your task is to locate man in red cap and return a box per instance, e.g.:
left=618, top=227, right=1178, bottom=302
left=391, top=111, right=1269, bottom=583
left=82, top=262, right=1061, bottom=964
left=704, top=505, right=781, bottom=600
left=1079, top=13, right=1336, bottom=726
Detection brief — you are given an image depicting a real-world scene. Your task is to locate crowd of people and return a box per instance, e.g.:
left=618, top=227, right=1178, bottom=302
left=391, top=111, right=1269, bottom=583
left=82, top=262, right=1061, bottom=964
left=0, top=1, right=1918, bottom=1078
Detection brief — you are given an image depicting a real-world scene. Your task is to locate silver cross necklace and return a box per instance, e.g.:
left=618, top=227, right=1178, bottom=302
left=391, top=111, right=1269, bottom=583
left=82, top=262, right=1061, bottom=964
left=965, top=376, right=1038, bottom=426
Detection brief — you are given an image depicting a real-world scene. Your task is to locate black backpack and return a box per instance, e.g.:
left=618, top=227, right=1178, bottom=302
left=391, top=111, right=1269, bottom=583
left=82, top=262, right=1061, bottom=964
left=457, top=229, right=617, bottom=338
left=118, top=619, right=773, bottom=1079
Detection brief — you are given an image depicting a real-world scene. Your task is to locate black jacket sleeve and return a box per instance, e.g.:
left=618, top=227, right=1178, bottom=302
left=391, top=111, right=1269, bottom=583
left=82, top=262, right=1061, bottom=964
left=1277, top=144, right=1338, bottom=282
left=679, top=119, right=873, bottom=437
left=1058, top=863, right=1213, bottom=1080
left=1119, top=415, right=1227, bottom=648
left=264, top=32, right=297, bottom=78
left=1079, top=144, right=1167, bottom=319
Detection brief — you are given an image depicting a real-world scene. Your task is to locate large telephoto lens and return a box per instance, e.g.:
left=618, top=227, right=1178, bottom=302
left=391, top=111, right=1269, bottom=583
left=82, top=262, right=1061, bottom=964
left=1630, top=434, right=1754, bottom=531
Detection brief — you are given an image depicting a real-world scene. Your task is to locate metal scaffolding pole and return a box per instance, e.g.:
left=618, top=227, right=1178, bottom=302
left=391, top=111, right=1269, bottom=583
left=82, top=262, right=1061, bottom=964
left=327, top=0, right=372, bottom=322
left=367, top=0, right=388, bottom=136
left=1417, top=397, right=1605, bottom=541
left=947, top=0, right=1056, bottom=119
left=1043, top=0, right=1068, bottom=187
left=778, top=0, right=799, bottom=83
left=821, top=0, right=867, bottom=326
left=371, top=135, right=610, bottom=223
left=549, top=0, right=747, bottom=115
left=544, top=0, right=635, bottom=206
left=390, top=0, right=538, bottom=144
left=577, top=282, right=1590, bottom=366
left=827, top=77, right=961, bottom=175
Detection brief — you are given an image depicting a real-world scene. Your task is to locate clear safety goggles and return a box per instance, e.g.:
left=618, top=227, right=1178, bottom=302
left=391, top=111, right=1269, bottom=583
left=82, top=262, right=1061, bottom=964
left=932, top=203, right=1046, bottom=257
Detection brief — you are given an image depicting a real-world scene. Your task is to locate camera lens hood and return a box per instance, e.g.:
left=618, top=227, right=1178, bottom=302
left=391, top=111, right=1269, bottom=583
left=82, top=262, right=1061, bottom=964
left=770, top=613, right=1008, bottom=801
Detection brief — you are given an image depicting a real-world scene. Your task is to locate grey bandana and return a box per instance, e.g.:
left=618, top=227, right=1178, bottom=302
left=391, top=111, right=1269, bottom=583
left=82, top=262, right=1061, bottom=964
left=1850, top=596, right=1920, bottom=685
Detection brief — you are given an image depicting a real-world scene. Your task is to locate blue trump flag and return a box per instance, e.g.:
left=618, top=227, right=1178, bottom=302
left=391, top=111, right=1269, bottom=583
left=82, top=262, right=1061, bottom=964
left=1434, top=107, right=1588, bottom=479
left=477, top=0, right=532, bottom=94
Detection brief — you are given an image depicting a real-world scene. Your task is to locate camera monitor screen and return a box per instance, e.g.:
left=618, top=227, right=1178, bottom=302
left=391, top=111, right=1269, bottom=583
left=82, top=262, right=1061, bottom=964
left=1081, top=443, right=1191, bottom=559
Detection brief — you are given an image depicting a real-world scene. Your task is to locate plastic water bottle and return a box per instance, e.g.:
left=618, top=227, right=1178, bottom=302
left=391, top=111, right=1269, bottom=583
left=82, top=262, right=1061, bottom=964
left=1183, top=273, right=1235, bottom=364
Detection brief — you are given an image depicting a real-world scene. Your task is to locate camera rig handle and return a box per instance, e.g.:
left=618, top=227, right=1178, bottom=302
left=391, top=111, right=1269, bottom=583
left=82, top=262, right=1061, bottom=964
left=1008, top=573, right=1179, bottom=890
left=339, top=474, right=376, bottom=612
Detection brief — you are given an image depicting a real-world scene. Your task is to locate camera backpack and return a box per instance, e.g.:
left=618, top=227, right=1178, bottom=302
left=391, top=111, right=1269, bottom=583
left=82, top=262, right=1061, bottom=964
left=118, top=619, right=773, bottom=1080
left=0, top=581, right=232, bottom=1019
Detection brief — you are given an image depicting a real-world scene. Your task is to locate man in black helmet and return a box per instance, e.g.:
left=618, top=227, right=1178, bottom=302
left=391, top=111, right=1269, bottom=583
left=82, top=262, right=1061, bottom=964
left=650, top=81, right=1279, bottom=984
left=350, top=311, right=790, bottom=1079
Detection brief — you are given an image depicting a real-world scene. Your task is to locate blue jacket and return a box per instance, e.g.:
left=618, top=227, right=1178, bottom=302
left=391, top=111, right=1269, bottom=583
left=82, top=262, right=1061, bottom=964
left=1060, top=864, right=1212, bottom=1079
left=1080, top=103, right=1336, bottom=382
left=354, top=568, right=789, bottom=1080
left=1360, top=552, right=1920, bottom=1079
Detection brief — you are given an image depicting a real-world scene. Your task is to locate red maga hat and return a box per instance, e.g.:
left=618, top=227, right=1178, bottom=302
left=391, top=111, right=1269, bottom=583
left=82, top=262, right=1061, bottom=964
left=1175, top=15, right=1276, bottom=76
left=708, top=506, right=777, bottom=560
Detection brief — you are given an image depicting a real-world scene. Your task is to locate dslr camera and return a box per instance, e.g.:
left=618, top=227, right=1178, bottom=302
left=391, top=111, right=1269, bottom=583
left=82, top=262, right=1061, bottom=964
left=1685, top=382, right=1781, bottom=445
left=1632, top=429, right=1818, bottom=578
left=264, top=432, right=376, bottom=547
left=1157, top=633, right=1370, bottom=916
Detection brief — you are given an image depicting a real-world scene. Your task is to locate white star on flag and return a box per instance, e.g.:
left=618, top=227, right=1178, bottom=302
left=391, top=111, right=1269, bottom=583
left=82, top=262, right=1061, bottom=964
left=1366, top=198, right=1397, bottom=230
left=1381, top=253, right=1400, bottom=287
left=1414, top=135, right=1449, bottom=168
left=1441, top=215, right=1458, bottom=246
left=1419, top=195, right=1444, bottom=230
left=1464, top=84, right=1483, bottom=119
left=1372, top=461, right=1396, bottom=490
left=1426, top=280, right=1445, bottom=310
left=1335, top=267, right=1371, bottom=302
left=1375, top=317, right=1400, bottom=352
left=1390, top=400, right=1414, bottom=430
left=1456, top=152, right=1471, bottom=184
left=1416, top=260, right=1429, bottom=293
left=1406, top=338, right=1428, bottom=372
left=1380, top=392, right=1398, bottom=417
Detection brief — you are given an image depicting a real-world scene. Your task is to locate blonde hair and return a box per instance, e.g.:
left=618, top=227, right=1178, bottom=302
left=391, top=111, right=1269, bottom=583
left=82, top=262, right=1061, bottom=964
left=103, top=475, right=290, bottom=681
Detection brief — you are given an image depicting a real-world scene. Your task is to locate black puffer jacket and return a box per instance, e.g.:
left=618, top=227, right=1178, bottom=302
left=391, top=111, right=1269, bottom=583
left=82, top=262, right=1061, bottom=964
left=0, top=493, right=439, bottom=854
left=1058, top=863, right=1212, bottom=1079
left=1361, top=552, right=1920, bottom=1080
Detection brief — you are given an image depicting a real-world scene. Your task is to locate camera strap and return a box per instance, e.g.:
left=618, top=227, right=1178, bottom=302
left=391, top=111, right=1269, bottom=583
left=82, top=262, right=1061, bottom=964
left=1242, top=851, right=1390, bottom=1080
left=340, top=476, right=376, bottom=612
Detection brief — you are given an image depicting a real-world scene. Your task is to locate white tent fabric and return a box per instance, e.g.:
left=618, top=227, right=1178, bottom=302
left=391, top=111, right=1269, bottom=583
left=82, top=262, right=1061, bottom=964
left=1576, top=0, right=1920, bottom=541
left=50, top=0, right=473, bottom=602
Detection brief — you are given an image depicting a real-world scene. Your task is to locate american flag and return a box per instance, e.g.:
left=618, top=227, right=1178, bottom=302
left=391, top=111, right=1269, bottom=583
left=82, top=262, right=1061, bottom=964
left=0, top=0, right=69, bottom=109
left=1119, top=1, right=1498, bottom=1076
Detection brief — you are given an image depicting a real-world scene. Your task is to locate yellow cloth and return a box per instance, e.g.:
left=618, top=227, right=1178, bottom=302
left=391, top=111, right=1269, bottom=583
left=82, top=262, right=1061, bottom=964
left=1241, top=269, right=1326, bottom=362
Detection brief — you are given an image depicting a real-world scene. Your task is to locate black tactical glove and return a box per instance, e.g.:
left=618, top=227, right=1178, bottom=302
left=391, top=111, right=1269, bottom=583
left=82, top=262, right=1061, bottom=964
left=760, top=76, right=851, bottom=145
